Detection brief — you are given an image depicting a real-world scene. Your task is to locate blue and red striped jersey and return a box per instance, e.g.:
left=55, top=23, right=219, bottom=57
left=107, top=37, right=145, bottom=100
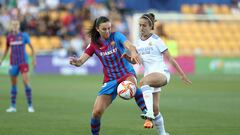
left=85, top=32, right=136, bottom=83
left=6, top=32, right=30, bottom=65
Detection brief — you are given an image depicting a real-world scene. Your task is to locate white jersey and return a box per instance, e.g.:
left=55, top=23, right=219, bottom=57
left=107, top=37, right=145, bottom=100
left=135, top=34, right=169, bottom=77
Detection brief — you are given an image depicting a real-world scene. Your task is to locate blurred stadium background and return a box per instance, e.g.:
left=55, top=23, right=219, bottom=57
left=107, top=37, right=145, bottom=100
left=0, top=0, right=240, bottom=135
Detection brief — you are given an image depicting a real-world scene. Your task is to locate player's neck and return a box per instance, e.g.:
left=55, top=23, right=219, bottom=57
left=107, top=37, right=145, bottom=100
left=141, top=33, right=152, bottom=41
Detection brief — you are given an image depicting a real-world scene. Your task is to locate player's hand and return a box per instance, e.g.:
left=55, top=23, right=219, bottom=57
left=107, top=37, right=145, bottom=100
left=121, top=53, right=127, bottom=59
left=69, top=56, right=80, bottom=67
left=131, top=51, right=142, bottom=65
left=180, top=75, right=192, bottom=85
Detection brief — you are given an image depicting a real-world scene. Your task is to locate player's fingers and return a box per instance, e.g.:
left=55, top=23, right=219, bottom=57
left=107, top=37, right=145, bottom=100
left=134, top=58, right=140, bottom=64
left=121, top=53, right=126, bottom=59
left=69, top=57, right=78, bottom=62
left=134, top=57, right=142, bottom=64
left=187, top=80, right=192, bottom=84
left=137, top=57, right=142, bottom=64
left=69, top=60, right=75, bottom=65
left=184, top=79, right=192, bottom=85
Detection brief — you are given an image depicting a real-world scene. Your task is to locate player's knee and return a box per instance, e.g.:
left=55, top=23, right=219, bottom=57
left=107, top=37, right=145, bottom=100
left=92, top=109, right=103, bottom=118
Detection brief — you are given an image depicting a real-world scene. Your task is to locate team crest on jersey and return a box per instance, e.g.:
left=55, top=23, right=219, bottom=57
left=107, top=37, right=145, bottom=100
left=110, top=41, right=115, bottom=46
left=149, top=41, right=152, bottom=46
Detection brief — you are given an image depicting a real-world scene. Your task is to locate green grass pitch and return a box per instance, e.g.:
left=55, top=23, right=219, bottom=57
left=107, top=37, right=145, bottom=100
left=0, top=74, right=240, bottom=135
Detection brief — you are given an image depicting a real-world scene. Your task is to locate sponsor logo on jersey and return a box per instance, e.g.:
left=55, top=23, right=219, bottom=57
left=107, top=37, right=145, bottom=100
left=137, top=47, right=153, bottom=55
left=10, top=41, right=23, bottom=46
left=149, top=41, right=152, bottom=46
left=111, top=41, right=115, bottom=46
left=100, top=48, right=117, bottom=56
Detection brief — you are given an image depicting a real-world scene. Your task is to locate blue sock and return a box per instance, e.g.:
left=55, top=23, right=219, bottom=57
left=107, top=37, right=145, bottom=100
left=11, top=85, right=17, bottom=108
left=134, top=88, right=147, bottom=112
left=91, top=117, right=101, bottom=135
left=25, top=85, right=32, bottom=107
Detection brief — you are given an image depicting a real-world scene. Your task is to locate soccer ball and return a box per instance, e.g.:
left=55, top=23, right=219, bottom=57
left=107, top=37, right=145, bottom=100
left=117, top=81, right=136, bottom=100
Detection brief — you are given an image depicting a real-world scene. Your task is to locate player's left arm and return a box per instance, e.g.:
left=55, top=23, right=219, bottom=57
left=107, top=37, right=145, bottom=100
left=25, top=33, right=36, bottom=67
left=115, top=32, right=141, bottom=64
left=69, top=53, right=90, bottom=67
left=163, top=50, right=192, bottom=85
left=28, top=43, right=36, bottom=67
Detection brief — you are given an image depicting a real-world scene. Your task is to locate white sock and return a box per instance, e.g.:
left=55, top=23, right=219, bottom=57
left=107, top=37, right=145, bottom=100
left=154, top=113, right=166, bottom=135
left=141, top=85, right=154, bottom=116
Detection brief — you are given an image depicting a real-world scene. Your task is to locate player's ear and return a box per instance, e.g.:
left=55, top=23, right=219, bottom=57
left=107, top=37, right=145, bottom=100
left=96, top=27, right=100, bottom=33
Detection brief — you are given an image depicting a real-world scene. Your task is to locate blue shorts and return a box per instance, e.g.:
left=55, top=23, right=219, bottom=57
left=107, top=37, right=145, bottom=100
left=9, top=63, right=29, bottom=76
left=98, top=80, right=119, bottom=101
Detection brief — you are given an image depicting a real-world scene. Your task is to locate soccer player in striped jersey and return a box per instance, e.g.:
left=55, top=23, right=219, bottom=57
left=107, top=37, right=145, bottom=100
left=69, top=16, right=146, bottom=135
left=0, top=20, right=36, bottom=113
left=123, top=13, right=192, bottom=134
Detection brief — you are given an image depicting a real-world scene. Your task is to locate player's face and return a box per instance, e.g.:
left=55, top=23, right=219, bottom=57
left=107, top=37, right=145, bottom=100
left=97, top=22, right=111, bottom=39
left=139, top=18, right=152, bottom=37
left=11, top=21, right=20, bottom=33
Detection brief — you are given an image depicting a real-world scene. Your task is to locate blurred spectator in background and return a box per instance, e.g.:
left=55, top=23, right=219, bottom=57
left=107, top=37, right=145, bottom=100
left=69, top=35, right=84, bottom=56
left=46, top=0, right=60, bottom=9
left=0, top=0, right=132, bottom=55
left=231, top=0, right=240, bottom=14
left=196, top=3, right=205, bottom=14
left=0, top=7, right=11, bottom=34
left=154, top=21, right=168, bottom=39
left=205, top=4, right=215, bottom=15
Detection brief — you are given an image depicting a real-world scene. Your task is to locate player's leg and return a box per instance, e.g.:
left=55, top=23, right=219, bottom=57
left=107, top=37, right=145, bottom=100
left=20, top=63, right=34, bottom=112
left=153, top=91, right=168, bottom=135
left=6, top=65, right=19, bottom=112
left=126, top=76, right=147, bottom=112
left=140, top=72, right=167, bottom=118
left=91, top=94, right=112, bottom=135
left=140, top=73, right=167, bottom=128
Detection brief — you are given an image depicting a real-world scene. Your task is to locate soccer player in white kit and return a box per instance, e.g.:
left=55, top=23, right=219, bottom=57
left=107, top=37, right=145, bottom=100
left=124, top=13, right=192, bottom=135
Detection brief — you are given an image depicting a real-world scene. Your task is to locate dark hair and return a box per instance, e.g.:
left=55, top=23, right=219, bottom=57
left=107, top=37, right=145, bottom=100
left=140, top=13, right=155, bottom=30
left=88, top=16, right=110, bottom=45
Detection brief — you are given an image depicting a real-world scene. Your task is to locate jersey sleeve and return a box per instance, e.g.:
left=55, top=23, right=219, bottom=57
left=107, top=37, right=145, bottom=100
left=114, top=32, right=127, bottom=47
left=23, top=33, right=31, bottom=44
left=156, top=38, right=168, bottom=53
left=84, top=43, right=95, bottom=56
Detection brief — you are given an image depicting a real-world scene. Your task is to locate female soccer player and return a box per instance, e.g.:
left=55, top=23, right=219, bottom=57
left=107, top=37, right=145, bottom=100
left=69, top=16, right=147, bottom=135
left=0, top=20, right=36, bottom=113
left=124, top=13, right=192, bottom=135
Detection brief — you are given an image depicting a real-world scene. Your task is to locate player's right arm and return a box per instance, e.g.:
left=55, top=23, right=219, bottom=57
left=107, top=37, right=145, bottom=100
left=69, top=42, right=94, bottom=67
left=0, top=36, right=10, bottom=66
left=69, top=53, right=90, bottom=67
left=121, top=53, right=137, bottom=64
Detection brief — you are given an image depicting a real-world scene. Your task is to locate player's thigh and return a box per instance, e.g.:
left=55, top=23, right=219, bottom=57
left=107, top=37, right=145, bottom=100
left=93, top=94, right=112, bottom=114
left=140, top=72, right=167, bottom=87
